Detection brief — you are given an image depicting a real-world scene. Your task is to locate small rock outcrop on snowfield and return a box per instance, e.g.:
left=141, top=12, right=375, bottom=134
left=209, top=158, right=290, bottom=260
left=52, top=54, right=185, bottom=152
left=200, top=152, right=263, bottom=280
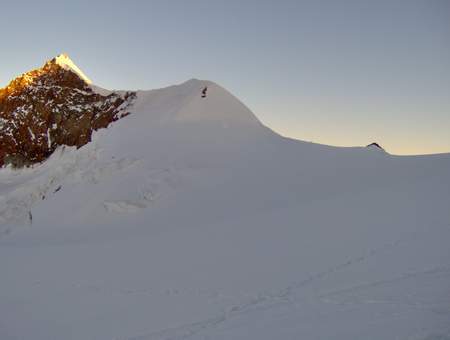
left=366, top=142, right=384, bottom=150
left=0, top=54, right=136, bottom=167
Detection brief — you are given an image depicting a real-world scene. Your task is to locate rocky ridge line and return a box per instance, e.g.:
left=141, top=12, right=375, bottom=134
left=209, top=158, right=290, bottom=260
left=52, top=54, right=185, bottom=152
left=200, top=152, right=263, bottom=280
left=0, top=55, right=136, bottom=167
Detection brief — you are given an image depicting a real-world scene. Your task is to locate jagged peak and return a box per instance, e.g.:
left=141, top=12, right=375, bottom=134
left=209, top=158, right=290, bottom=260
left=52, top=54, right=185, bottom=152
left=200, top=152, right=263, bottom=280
left=51, top=53, right=92, bottom=84
left=0, top=54, right=136, bottom=167
left=1, top=54, right=93, bottom=94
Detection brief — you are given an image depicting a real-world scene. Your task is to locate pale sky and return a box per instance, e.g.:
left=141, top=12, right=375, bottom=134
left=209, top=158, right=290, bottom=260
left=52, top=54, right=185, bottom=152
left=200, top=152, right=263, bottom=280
left=1, top=0, right=449, bottom=155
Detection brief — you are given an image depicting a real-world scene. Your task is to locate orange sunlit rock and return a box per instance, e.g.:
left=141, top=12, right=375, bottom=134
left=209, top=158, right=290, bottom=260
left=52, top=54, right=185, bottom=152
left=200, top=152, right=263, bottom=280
left=0, top=57, right=136, bottom=167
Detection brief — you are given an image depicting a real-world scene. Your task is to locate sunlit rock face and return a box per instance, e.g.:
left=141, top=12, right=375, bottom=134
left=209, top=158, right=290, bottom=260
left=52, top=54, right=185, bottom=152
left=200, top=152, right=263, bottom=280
left=0, top=55, right=136, bottom=167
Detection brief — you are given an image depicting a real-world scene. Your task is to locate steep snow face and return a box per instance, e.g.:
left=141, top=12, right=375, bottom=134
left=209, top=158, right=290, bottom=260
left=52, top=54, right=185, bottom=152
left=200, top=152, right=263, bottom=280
left=168, top=80, right=262, bottom=127
left=132, top=79, right=265, bottom=129
left=1, top=78, right=450, bottom=340
left=54, top=53, right=92, bottom=84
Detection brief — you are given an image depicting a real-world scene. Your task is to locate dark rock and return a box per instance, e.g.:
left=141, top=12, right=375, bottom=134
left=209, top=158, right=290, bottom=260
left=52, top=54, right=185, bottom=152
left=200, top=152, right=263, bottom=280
left=366, top=142, right=383, bottom=150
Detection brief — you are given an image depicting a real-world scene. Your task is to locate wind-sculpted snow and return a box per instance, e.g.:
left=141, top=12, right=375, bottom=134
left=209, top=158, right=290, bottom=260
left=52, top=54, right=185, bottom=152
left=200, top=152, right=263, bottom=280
left=1, top=74, right=450, bottom=340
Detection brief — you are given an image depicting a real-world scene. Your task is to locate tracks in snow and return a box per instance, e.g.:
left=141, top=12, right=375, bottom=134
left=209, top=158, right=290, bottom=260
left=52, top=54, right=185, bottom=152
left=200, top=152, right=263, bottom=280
left=120, top=235, right=422, bottom=340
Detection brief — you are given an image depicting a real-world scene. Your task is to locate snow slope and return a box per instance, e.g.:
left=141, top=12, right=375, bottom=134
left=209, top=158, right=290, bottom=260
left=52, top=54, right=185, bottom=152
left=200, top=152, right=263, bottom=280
left=55, top=53, right=93, bottom=84
left=1, top=78, right=450, bottom=340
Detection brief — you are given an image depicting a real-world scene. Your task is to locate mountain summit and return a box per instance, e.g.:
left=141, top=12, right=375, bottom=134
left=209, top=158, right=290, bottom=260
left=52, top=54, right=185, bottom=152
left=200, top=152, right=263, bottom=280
left=53, top=53, right=92, bottom=84
left=0, top=55, right=135, bottom=167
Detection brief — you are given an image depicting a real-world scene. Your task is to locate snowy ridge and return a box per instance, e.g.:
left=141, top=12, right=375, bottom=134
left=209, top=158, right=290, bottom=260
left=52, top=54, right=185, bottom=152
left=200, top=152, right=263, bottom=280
left=54, top=53, right=92, bottom=84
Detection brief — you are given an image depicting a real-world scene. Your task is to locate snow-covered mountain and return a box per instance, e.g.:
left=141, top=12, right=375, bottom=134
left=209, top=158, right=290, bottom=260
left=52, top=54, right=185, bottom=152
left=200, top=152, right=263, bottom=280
left=0, top=54, right=135, bottom=167
left=1, top=55, right=450, bottom=340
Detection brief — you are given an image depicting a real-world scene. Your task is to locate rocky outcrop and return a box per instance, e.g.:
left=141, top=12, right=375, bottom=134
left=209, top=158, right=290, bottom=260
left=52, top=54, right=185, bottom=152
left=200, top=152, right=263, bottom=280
left=0, top=55, right=136, bottom=167
left=366, top=142, right=383, bottom=150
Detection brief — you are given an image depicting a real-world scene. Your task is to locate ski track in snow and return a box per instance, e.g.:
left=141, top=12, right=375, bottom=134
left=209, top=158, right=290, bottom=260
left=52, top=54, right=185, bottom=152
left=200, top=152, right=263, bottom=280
left=318, top=265, right=450, bottom=306
left=120, top=232, right=446, bottom=340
